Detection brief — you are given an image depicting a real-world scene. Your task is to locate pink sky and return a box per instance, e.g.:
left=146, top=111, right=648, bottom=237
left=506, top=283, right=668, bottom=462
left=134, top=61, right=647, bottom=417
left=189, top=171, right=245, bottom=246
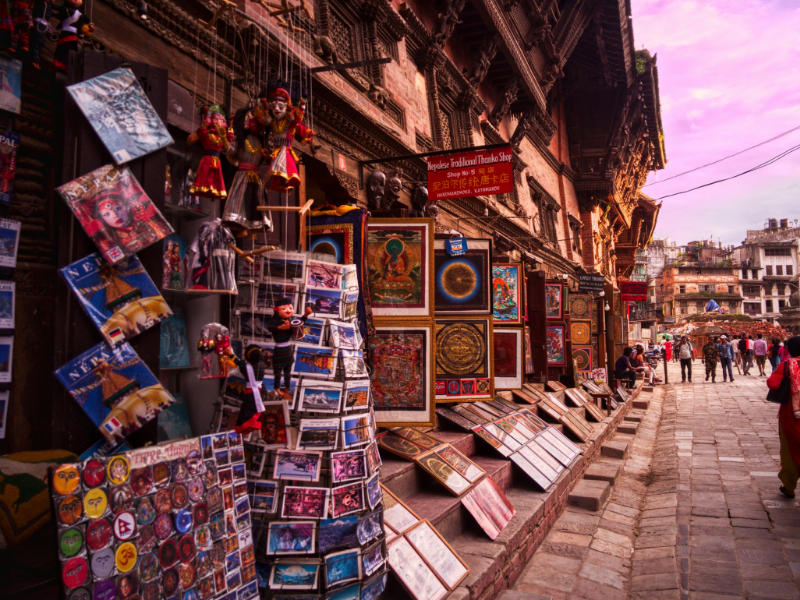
left=633, top=0, right=800, bottom=247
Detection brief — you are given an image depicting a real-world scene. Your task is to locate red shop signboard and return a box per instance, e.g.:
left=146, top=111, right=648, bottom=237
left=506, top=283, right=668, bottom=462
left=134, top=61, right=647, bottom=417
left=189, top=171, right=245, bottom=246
left=620, top=281, right=648, bottom=302
left=427, top=145, right=514, bottom=202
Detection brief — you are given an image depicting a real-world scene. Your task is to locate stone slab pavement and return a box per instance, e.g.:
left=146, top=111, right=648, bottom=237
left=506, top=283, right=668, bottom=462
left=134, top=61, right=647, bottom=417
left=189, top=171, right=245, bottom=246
left=509, top=360, right=800, bottom=599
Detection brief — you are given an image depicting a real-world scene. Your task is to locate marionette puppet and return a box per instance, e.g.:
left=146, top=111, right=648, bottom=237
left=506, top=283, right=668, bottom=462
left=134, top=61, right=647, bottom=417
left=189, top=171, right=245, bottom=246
left=53, top=0, right=94, bottom=72
left=13, top=0, right=33, bottom=54
left=29, top=0, right=54, bottom=69
left=214, top=331, right=232, bottom=378
left=185, top=219, right=237, bottom=293
left=188, top=105, right=232, bottom=200
left=267, top=296, right=313, bottom=399
left=233, top=344, right=266, bottom=436
left=198, top=328, right=215, bottom=379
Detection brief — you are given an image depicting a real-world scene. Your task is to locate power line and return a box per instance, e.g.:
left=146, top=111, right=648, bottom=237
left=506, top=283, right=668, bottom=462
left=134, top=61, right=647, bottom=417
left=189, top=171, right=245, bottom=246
left=655, top=143, right=800, bottom=201
left=644, top=124, right=800, bottom=187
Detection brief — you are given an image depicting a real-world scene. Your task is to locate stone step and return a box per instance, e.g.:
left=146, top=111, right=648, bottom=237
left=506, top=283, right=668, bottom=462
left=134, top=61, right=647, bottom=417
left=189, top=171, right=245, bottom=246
left=632, top=399, right=650, bottom=410
left=583, top=462, right=621, bottom=485
left=601, top=440, right=629, bottom=460
left=642, top=385, right=654, bottom=393
left=497, top=590, right=554, bottom=600
left=624, top=413, right=643, bottom=422
left=568, top=479, right=611, bottom=511
left=617, top=422, right=639, bottom=435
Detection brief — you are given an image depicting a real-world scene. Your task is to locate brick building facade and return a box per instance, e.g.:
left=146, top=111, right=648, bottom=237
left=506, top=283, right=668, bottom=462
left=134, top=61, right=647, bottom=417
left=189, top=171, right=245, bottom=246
left=661, top=266, right=742, bottom=318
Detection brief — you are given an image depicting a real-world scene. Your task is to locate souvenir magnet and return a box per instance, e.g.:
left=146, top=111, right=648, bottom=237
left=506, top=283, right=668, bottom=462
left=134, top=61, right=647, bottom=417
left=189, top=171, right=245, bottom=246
left=58, top=495, right=83, bottom=525
left=138, top=523, right=156, bottom=552
left=53, top=464, right=81, bottom=496
left=210, top=542, right=225, bottom=569
left=62, top=556, right=89, bottom=589
left=182, top=588, right=198, bottom=600
left=86, top=518, right=112, bottom=551
left=138, top=551, right=159, bottom=582
left=154, top=488, right=172, bottom=514
left=109, top=484, right=134, bottom=514
left=195, top=524, right=211, bottom=550
left=83, top=488, right=108, bottom=519
left=131, top=467, right=154, bottom=496
left=179, top=560, right=196, bottom=589
left=196, top=550, right=211, bottom=577
left=107, top=456, right=130, bottom=485
left=113, top=511, right=136, bottom=541
left=160, top=538, right=179, bottom=569
left=178, top=534, right=196, bottom=563
left=203, top=462, right=217, bottom=487
left=197, top=576, right=213, bottom=599
left=141, top=581, right=160, bottom=600
left=188, top=477, right=205, bottom=502
left=162, top=566, right=179, bottom=596
left=90, top=547, right=115, bottom=579
left=82, top=459, right=106, bottom=488
left=154, top=512, right=173, bottom=540
left=135, top=495, right=156, bottom=525
left=206, top=486, right=222, bottom=513
left=175, top=508, right=193, bottom=534
left=115, top=541, right=138, bottom=573
left=187, top=450, right=204, bottom=475
left=68, top=587, right=91, bottom=600
left=172, top=458, right=189, bottom=482
left=153, top=461, right=171, bottom=486
left=92, top=578, right=116, bottom=600
left=116, top=573, right=139, bottom=599
left=60, top=527, right=84, bottom=557
left=172, top=483, right=189, bottom=508
left=193, top=502, right=209, bottom=525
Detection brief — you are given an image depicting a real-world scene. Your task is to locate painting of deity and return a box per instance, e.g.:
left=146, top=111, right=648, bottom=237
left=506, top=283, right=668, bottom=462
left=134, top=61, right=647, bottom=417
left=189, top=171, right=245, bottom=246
left=546, top=325, right=565, bottom=366
left=545, top=282, right=563, bottom=320
left=492, top=263, right=522, bottom=325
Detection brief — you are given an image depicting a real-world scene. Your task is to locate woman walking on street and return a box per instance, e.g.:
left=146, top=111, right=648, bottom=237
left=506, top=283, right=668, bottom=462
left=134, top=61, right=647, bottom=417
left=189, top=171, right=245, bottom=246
left=665, top=339, right=672, bottom=363
left=768, top=336, right=800, bottom=499
left=769, top=337, right=782, bottom=374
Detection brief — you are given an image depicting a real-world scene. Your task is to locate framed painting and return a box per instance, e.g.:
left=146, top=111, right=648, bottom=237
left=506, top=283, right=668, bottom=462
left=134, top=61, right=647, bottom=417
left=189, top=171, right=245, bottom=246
left=307, top=222, right=354, bottom=265
left=545, top=282, right=563, bottom=320
left=571, top=321, right=591, bottom=345
left=434, top=318, right=493, bottom=402
left=569, top=294, right=591, bottom=320
left=433, top=238, right=492, bottom=315
left=491, top=263, right=523, bottom=325
left=366, top=218, right=434, bottom=318
left=545, top=324, right=566, bottom=366
left=573, top=345, right=592, bottom=372
left=493, top=328, right=523, bottom=390
left=369, top=322, right=435, bottom=427
left=524, top=327, right=534, bottom=374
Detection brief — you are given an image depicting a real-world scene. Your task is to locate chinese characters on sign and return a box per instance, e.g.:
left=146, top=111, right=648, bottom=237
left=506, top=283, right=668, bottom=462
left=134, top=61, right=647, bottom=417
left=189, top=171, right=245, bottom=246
left=427, top=146, right=514, bottom=201
left=619, top=281, right=648, bottom=302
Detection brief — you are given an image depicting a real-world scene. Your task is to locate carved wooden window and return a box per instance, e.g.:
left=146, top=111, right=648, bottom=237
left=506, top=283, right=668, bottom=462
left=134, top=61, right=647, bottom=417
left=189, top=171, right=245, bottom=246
left=439, top=110, right=454, bottom=150
left=528, top=177, right=560, bottom=249
left=569, top=216, right=582, bottom=256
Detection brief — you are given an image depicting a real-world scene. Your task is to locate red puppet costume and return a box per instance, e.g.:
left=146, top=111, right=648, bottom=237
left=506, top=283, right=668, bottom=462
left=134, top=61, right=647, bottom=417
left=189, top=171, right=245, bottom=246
left=188, top=105, right=232, bottom=200
left=264, top=87, right=315, bottom=193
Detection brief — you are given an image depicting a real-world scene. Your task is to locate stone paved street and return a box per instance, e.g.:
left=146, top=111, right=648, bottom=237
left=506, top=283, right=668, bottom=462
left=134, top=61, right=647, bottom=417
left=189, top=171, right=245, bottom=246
left=508, top=361, right=800, bottom=599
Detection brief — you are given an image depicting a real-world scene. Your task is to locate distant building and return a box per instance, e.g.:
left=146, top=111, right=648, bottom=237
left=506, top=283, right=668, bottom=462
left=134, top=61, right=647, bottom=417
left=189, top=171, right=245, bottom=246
left=660, top=265, right=742, bottom=318
left=645, top=237, right=679, bottom=279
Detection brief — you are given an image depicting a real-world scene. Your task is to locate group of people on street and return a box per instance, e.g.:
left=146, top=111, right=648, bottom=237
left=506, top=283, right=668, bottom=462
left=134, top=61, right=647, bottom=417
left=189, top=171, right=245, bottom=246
left=613, top=344, right=663, bottom=388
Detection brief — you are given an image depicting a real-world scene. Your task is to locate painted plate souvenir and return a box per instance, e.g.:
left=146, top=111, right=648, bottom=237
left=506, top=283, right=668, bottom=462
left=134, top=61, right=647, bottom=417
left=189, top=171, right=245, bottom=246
left=193, top=502, right=209, bottom=525
left=138, top=524, right=156, bottom=551
left=139, top=552, right=159, bottom=581
left=62, top=556, right=89, bottom=589
left=172, top=483, right=189, bottom=508
left=179, top=560, right=196, bottom=588
left=187, top=450, right=204, bottom=475
left=92, top=579, right=116, bottom=600
left=84, top=488, right=108, bottom=519
left=203, top=462, right=217, bottom=487
left=113, top=511, right=136, bottom=541
left=159, top=538, right=179, bottom=569
left=188, top=477, right=205, bottom=502
left=162, top=567, right=179, bottom=596
left=154, top=512, right=173, bottom=540
left=90, top=547, right=115, bottom=578
left=131, top=467, right=154, bottom=496
left=82, top=459, right=106, bottom=488
left=207, top=486, right=222, bottom=513
left=175, top=508, right=193, bottom=534
left=155, top=488, right=172, bottom=513
left=135, top=495, right=157, bottom=525
left=109, top=484, right=133, bottom=514
left=107, top=456, right=130, bottom=485
left=115, top=541, right=138, bottom=573
left=53, top=464, right=81, bottom=496
left=68, top=587, right=91, bottom=600
left=59, top=527, right=83, bottom=557
left=179, top=534, right=196, bottom=563
left=153, top=461, right=171, bottom=486
left=172, top=458, right=189, bottom=482
left=141, top=581, right=160, bottom=600
left=86, top=518, right=112, bottom=550
left=58, top=495, right=83, bottom=525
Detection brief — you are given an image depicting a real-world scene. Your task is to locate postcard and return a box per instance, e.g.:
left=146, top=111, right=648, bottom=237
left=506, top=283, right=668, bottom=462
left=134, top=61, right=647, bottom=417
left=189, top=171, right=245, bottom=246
left=360, top=572, right=387, bottom=600
left=249, top=479, right=278, bottom=514
left=297, top=381, right=343, bottom=413
left=292, top=344, right=338, bottom=379
left=298, top=317, right=326, bottom=346
left=331, top=482, right=364, bottom=518
left=340, top=349, right=369, bottom=379
left=365, top=472, right=382, bottom=509
left=306, top=286, right=346, bottom=319
left=0, top=390, right=7, bottom=439
left=282, top=486, right=330, bottom=520
left=235, top=495, right=251, bottom=516
left=319, top=515, right=358, bottom=554
left=341, top=414, right=373, bottom=449
left=416, top=452, right=471, bottom=496
left=273, top=450, right=322, bottom=482
left=356, top=508, right=382, bottom=545
left=433, top=444, right=484, bottom=483
left=256, top=279, right=300, bottom=315
left=0, top=218, right=20, bottom=269
left=259, top=400, right=293, bottom=448
left=324, top=548, right=361, bottom=588
left=269, top=560, right=319, bottom=590
left=365, top=442, right=382, bottom=472
left=0, top=130, right=19, bottom=204
left=0, top=280, right=13, bottom=329
left=298, top=418, right=340, bottom=451
left=326, top=582, right=360, bottom=600
left=361, top=541, right=384, bottom=577
left=0, top=58, right=21, bottom=114
left=406, top=520, right=469, bottom=590
left=460, top=477, right=515, bottom=541
left=387, top=537, right=448, bottom=600
left=306, top=259, right=343, bottom=289
left=263, top=251, right=307, bottom=283
left=329, top=320, right=359, bottom=350
left=343, top=381, right=370, bottom=412
left=331, top=449, right=366, bottom=484
left=267, top=521, right=316, bottom=555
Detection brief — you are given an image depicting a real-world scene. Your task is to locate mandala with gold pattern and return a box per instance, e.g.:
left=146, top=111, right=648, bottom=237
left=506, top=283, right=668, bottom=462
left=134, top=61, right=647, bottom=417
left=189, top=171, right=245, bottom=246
left=570, top=295, right=591, bottom=319
left=435, top=321, right=488, bottom=377
left=571, top=321, right=591, bottom=345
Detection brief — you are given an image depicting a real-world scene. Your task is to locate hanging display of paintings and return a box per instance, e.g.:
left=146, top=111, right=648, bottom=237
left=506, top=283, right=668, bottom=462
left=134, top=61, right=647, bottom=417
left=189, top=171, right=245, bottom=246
left=434, top=318, right=493, bottom=401
left=492, top=263, right=523, bottom=325
left=573, top=346, right=592, bottom=372
left=54, top=342, right=175, bottom=443
left=544, top=281, right=563, bottom=320
left=0, top=217, right=20, bottom=269
left=545, top=324, right=566, bottom=366
left=49, top=436, right=258, bottom=600
left=365, top=218, right=434, bottom=319
left=433, top=238, right=492, bottom=315
left=591, top=335, right=600, bottom=368
left=61, top=253, right=172, bottom=348
left=493, top=328, right=523, bottom=390
left=57, top=165, right=174, bottom=265
left=67, top=68, right=174, bottom=164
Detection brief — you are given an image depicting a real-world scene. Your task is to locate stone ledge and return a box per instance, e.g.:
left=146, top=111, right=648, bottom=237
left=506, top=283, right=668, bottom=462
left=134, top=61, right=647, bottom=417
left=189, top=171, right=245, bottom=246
left=632, top=399, right=650, bottom=410
left=584, top=462, right=621, bottom=485
left=617, top=423, right=639, bottom=435
left=568, top=479, right=611, bottom=511
left=601, top=441, right=630, bottom=460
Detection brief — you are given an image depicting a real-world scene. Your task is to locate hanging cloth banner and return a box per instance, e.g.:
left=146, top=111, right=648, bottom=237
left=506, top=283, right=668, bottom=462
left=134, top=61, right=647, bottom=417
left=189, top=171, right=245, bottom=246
left=427, top=145, right=514, bottom=201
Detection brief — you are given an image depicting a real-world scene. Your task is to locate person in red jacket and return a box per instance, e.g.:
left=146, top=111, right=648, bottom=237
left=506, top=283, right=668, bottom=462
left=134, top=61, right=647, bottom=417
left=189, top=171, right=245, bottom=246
left=768, top=336, right=800, bottom=498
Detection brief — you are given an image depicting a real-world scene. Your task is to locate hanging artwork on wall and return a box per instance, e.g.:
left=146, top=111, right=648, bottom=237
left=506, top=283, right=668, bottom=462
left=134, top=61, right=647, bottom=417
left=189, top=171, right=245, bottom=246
left=571, top=321, right=591, bottom=345
left=569, top=294, right=591, bottom=320
left=369, top=323, right=434, bottom=427
left=545, top=324, right=566, bottom=366
left=433, top=239, right=492, bottom=315
left=524, top=327, right=534, bottom=374
left=366, top=218, right=434, bottom=318
left=493, top=328, right=523, bottom=389
left=544, top=282, right=563, bottom=320
left=591, top=335, right=599, bottom=368
left=435, top=318, right=493, bottom=401
left=573, top=346, right=592, bottom=372
left=0, top=58, right=21, bottom=114
left=491, top=263, right=523, bottom=325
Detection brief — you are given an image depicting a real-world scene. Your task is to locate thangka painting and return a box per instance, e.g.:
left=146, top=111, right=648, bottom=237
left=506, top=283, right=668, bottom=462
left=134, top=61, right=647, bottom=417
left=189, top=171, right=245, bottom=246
left=571, top=321, right=591, bottom=345
left=545, top=282, right=563, bottom=320
left=57, top=164, right=173, bottom=265
left=573, top=346, right=592, bottom=372
left=545, top=324, right=565, bottom=366
left=492, top=263, right=523, bottom=325
left=433, top=239, right=492, bottom=315
left=493, top=328, right=523, bottom=389
left=54, top=342, right=175, bottom=443
left=67, top=67, right=174, bottom=164
left=366, top=219, right=433, bottom=318
left=369, top=324, right=434, bottom=427
left=569, top=294, right=591, bottom=320
left=308, top=222, right=354, bottom=265
left=435, top=318, right=493, bottom=401
left=61, top=252, right=172, bottom=347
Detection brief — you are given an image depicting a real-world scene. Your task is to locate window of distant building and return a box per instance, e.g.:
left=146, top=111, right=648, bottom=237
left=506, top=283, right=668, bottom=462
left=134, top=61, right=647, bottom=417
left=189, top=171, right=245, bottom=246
left=779, top=299, right=786, bottom=310
left=752, top=269, right=758, bottom=279
left=779, top=284, right=787, bottom=296
left=679, top=285, right=685, bottom=294
left=728, top=285, right=734, bottom=294
left=766, top=265, right=773, bottom=276
left=787, top=265, right=793, bottom=276
left=742, top=269, right=748, bottom=279
left=680, top=301, right=687, bottom=314
left=766, top=300, right=773, bottom=312
left=765, top=248, right=791, bottom=256
left=776, top=265, right=783, bottom=275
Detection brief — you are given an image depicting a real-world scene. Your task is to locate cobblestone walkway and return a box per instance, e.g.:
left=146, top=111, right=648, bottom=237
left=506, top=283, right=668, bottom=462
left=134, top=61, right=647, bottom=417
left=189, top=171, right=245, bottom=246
left=510, top=362, right=800, bottom=599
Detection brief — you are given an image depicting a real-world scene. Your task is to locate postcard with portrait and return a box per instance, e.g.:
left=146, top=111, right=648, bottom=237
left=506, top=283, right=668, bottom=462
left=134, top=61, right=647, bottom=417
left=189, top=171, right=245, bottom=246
left=331, top=482, right=365, bottom=518
left=433, top=444, right=485, bottom=483
left=433, top=238, right=492, bottom=315
left=297, top=381, right=343, bottom=414
left=319, top=515, right=359, bottom=554
left=406, top=520, right=470, bottom=590
left=387, top=537, right=448, bottom=600
left=297, top=418, right=340, bottom=451
left=331, top=450, right=367, bottom=484
left=269, top=560, right=320, bottom=590
left=416, top=452, right=471, bottom=496
left=267, top=521, right=316, bottom=555
left=343, top=380, right=370, bottom=412
left=460, top=476, right=515, bottom=540
left=272, top=450, right=323, bottom=482
left=259, top=401, right=293, bottom=448
left=282, top=486, right=330, bottom=520
left=324, top=548, right=362, bottom=589
left=292, top=344, right=338, bottom=379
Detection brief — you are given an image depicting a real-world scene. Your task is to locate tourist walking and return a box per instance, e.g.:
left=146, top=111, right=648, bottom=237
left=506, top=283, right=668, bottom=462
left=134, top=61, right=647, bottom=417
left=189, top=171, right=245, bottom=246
left=676, top=335, right=694, bottom=383
left=702, top=337, right=719, bottom=383
left=767, top=336, right=800, bottom=499
left=739, top=335, right=751, bottom=375
left=717, top=336, right=734, bottom=382
left=732, top=334, right=742, bottom=375
left=754, top=333, right=768, bottom=376
left=770, top=337, right=782, bottom=373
